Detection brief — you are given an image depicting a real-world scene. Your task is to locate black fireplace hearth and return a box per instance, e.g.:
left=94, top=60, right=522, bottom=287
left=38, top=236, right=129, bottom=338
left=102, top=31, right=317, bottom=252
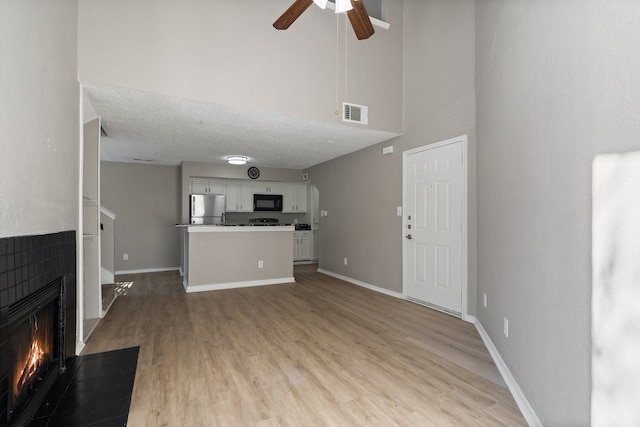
left=0, top=231, right=76, bottom=427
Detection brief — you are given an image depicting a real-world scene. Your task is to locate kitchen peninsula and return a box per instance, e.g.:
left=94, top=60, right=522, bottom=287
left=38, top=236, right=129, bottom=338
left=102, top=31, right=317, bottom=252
left=179, top=224, right=295, bottom=293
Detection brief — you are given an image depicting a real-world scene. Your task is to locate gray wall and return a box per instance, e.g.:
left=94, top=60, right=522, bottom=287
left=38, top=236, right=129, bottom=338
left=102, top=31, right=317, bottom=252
left=101, top=162, right=182, bottom=272
left=308, top=0, right=476, bottom=303
left=475, top=1, right=640, bottom=425
left=0, top=1, right=79, bottom=238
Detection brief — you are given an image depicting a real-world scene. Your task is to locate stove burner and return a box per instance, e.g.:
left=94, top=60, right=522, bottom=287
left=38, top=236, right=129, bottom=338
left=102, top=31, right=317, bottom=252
left=249, top=218, right=279, bottom=225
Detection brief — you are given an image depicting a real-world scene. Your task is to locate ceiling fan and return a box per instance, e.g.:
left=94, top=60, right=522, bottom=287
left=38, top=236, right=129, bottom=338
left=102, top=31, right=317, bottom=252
left=273, top=0, right=375, bottom=40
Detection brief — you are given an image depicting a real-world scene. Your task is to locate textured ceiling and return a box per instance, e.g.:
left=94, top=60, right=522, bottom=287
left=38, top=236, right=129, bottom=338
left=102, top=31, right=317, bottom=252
left=83, top=83, right=400, bottom=170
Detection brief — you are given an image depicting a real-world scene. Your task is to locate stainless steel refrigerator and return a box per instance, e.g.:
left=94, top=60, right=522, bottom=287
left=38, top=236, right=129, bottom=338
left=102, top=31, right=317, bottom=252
left=189, top=194, right=226, bottom=224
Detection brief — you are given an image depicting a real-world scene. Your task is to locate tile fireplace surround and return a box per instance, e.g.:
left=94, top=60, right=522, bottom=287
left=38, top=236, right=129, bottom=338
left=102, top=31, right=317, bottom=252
left=0, top=231, right=76, bottom=427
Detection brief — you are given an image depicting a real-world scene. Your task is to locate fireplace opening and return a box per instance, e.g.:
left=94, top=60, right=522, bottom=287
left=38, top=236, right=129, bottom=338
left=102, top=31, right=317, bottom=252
left=9, top=302, right=57, bottom=419
left=5, top=278, right=66, bottom=427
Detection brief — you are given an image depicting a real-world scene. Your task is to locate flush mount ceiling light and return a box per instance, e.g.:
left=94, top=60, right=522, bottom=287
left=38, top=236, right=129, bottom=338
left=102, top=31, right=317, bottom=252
left=227, top=156, right=248, bottom=165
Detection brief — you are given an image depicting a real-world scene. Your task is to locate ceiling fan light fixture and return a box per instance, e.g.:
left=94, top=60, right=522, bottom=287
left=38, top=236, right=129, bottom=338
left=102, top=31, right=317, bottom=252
left=227, top=156, right=248, bottom=165
left=313, top=0, right=328, bottom=9
left=335, top=0, right=353, bottom=13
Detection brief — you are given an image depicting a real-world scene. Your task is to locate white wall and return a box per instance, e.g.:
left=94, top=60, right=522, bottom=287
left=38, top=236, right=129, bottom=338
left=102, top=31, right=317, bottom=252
left=475, top=1, right=640, bottom=424
left=0, top=0, right=79, bottom=238
left=77, top=0, right=403, bottom=134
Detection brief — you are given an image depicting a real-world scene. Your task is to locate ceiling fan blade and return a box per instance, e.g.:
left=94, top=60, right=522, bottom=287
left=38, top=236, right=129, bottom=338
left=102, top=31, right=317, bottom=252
left=346, top=0, right=375, bottom=40
left=273, top=0, right=314, bottom=30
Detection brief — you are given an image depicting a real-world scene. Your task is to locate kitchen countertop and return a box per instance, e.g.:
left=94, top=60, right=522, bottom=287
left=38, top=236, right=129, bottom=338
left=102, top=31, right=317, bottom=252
left=176, top=224, right=295, bottom=232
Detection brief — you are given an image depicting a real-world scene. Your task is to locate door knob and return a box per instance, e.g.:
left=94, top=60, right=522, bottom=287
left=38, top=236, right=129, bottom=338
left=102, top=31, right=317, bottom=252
left=406, top=234, right=412, bottom=240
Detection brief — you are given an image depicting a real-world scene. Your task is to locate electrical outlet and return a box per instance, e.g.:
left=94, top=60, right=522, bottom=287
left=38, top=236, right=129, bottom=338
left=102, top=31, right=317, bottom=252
left=504, top=317, right=509, bottom=337
left=483, top=292, right=487, bottom=308
left=123, top=254, right=128, bottom=261
left=343, top=258, right=348, bottom=265
left=258, top=260, right=263, bottom=268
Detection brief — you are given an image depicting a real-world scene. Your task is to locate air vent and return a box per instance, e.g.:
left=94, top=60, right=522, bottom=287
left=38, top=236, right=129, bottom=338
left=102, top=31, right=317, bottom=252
left=343, top=102, right=368, bottom=125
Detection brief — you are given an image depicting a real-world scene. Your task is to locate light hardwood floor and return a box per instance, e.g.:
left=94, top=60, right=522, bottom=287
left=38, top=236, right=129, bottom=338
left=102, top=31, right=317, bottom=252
left=82, top=265, right=527, bottom=426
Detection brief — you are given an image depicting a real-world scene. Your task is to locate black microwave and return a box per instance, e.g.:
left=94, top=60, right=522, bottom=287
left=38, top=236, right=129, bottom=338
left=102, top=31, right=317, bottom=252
left=254, top=194, right=283, bottom=211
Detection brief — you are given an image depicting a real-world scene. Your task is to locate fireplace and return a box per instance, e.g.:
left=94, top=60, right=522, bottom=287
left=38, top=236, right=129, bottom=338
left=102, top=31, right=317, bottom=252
left=0, top=231, right=76, bottom=427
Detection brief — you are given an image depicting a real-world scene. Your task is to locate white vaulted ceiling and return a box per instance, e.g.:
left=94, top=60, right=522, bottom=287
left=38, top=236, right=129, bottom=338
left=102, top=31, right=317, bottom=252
left=83, top=83, right=400, bottom=170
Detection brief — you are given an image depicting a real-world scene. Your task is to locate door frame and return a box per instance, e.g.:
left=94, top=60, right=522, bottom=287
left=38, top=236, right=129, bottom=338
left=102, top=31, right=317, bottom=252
left=402, top=135, right=469, bottom=320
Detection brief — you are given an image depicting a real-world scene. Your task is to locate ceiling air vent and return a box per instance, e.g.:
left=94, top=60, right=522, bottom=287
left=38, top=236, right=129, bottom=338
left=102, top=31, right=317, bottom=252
left=343, top=102, right=368, bottom=125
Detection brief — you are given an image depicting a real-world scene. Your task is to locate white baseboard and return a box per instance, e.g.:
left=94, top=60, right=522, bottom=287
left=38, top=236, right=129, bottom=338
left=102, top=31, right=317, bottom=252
left=463, top=313, right=477, bottom=324
left=75, top=340, right=86, bottom=356
left=185, top=277, right=296, bottom=293
left=115, top=266, right=180, bottom=275
left=474, top=319, right=542, bottom=427
left=316, top=268, right=405, bottom=300
left=101, top=267, right=114, bottom=285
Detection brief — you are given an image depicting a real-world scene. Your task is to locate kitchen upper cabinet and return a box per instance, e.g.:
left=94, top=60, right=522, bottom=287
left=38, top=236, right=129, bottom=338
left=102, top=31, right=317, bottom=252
left=226, top=181, right=253, bottom=212
left=282, top=183, right=308, bottom=213
left=191, top=178, right=226, bottom=194
left=252, top=181, right=282, bottom=194
left=293, top=231, right=312, bottom=261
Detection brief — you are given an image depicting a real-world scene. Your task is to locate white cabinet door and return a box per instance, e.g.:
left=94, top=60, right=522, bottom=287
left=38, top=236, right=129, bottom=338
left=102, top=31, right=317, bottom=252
left=252, top=181, right=282, bottom=194
left=226, top=181, right=253, bottom=212
left=293, top=231, right=312, bottom=261
left=191, top=178, right=226, bottom=194
left=283, top=183, right=308, bottom=213
left=295, top=184, right=307, bottom=213
left=283, top=184, right=296, bottom=212
left=299, top=232, right=311, bottom=260
left=293, top=233, right=299, bottom=260
left=208, top=179, right=226, bottom=194
left=190, top=178, right=210, bottom=194
left=312, top=229, right=319, bottom=259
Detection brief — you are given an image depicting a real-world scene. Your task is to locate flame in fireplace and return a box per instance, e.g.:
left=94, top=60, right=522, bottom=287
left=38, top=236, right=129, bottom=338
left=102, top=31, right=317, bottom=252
left=16, top=316, right=46, bottom=395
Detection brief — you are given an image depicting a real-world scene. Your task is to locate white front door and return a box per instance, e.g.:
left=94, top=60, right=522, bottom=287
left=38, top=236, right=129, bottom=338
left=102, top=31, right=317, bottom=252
left=403, top=136, right=466, bottom=315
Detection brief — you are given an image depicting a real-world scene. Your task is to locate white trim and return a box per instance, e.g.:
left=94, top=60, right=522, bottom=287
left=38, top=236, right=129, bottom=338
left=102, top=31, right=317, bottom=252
left=402, top=135, right=469, bottom=319
left=317, top=268, right=405, bottom=299
left=463, top=313, right=476, bottom=324
left=185, top=277, right=296, bottom=293
left=76, top=86, right=85, bottom=355
left=474, top=319, right=543, bottom=427
left=101, top=267, right=114, bottom=284
left=115, top=267, right=180, bottom=275
left=100, top=206, right=116, bottom=220
left=76, top=340, right=85, bottom=356
left=370, top=16, right=390, bottom=30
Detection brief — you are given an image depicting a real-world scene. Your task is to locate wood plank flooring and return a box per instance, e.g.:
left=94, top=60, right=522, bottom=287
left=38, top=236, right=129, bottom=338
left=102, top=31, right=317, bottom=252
left=82, top=265, right=527, bottom=426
